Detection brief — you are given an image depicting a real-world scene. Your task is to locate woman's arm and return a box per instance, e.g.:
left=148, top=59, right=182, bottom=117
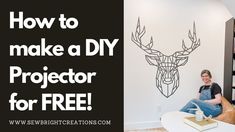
left=196, top=92, right=200, bottom=99
left=204, top=93, right=222, bottom=105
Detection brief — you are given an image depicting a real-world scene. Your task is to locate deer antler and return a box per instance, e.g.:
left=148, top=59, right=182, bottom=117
left=131, top=18, right=163, bottom=56
left=173, top=22, right=200, bottom=57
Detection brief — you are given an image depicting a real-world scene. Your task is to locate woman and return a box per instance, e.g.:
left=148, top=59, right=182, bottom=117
left=180, top=69, right=222, bottom=117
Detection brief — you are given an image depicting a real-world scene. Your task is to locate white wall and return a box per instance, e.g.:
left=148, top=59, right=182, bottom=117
left=124, top=0, right=232, bottom=130
left=222, top=0, right=235, bottom=17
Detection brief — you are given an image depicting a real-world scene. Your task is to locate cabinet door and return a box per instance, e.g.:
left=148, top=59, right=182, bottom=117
left=224, top=18, right=234, bottom=102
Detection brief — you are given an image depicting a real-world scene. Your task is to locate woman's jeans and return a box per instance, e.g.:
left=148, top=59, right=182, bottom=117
left=180, top=99, right=222, bottom=117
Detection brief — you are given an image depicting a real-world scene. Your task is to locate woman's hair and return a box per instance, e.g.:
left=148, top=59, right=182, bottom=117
left=201, top=69, right=212, bottom=78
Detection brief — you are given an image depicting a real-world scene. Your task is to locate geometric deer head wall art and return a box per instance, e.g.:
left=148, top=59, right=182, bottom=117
left=131, top=18, right=200, bottom=98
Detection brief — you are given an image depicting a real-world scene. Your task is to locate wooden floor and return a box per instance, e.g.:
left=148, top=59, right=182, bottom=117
left=125, top=127, right=168, bottom=132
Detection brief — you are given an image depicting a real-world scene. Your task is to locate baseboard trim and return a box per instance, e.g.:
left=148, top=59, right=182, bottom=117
left=124, top=120, right=162, bottom=130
